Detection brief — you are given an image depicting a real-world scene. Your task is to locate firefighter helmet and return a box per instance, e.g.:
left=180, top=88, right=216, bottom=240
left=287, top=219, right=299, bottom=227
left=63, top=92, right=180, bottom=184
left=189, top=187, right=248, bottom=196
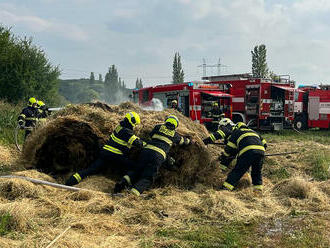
left=37, top=100, right=45, bottom=108
left=212, top=102, right=218, bottom=107
left=234, top=122, right=247, bottom=129
left=28, top=97, right=37, bottom=107
left=165, top=115, right=179, bottom=129
left=125, top=112, right=140, bottom=127
left=219, top=118, right=234, bottom=127
left=171, top=100, right=178, bottom=105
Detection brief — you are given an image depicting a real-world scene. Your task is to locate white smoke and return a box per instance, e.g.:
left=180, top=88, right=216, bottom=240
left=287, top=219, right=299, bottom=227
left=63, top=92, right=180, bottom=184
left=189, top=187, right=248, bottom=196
left=142, top=98, right=164, bottom=111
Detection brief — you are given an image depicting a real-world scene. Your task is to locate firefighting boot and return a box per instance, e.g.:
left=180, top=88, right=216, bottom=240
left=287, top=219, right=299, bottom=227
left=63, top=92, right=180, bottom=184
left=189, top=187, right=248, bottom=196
left=65, top=173, right=82, bottom=186
left=113, top=175, right=131, bottom=193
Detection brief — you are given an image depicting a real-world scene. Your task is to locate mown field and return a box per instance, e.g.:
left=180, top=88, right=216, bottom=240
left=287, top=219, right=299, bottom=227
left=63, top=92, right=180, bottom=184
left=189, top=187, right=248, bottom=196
left=0, top=101, right=329, bottom=248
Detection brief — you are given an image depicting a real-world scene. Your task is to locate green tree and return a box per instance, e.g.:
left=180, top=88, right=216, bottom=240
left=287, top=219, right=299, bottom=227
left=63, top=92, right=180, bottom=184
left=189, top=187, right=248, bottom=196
left=98, top=74, right=103, bottom=82
left=251, top=44, right=269, bottom=78
left=172, top=52, right=184, bottom=84
left=135, top=78, right=143, bottom=89
left=89, top=72, right=95, bottom=84
left=0, top=25, right=60, bottom=105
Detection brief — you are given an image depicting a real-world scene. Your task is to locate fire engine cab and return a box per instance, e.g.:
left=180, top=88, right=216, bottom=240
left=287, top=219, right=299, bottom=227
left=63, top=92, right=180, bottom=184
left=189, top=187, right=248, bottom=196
left=294, top=85, right=330, bottom=130
left=133, top=82, right=232, bottom=129
left=203, top=74, right=296, bottom=130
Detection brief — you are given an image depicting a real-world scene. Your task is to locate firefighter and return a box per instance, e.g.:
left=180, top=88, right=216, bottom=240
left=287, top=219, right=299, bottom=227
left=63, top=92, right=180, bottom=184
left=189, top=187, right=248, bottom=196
left=207, top=102, right=224, bottom=132
left=36, top=100, right=50, bottom=122
left=17, top=97, right=39, bottom=139
left=114, top=115, right=191, bottom=196
left=65, top=112, right=145, bottom=186
left=170, top=99, right=182, bottom=113
left=219, top=122, right=267, bottom=191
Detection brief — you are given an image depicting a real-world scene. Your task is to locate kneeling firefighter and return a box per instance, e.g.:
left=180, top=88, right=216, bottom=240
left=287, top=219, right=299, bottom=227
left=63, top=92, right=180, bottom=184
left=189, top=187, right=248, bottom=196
left=114, top=115, right=191, bottom=196
left=65, top=112, right=144, bottom=186
left=219, top=122, right=267, bottom=191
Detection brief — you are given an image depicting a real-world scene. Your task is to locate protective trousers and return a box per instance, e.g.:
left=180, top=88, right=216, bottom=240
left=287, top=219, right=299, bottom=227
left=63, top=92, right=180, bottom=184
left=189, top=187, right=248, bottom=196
left=127, top=149, right=164, bottom=194
left=225, top=151, right=264, bottom=187
left=77, top=150, right=136, bottom=180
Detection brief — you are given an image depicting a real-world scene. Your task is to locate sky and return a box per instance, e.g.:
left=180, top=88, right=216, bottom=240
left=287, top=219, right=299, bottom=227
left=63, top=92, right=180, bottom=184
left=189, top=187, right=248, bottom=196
left=0, top=0, right=329, bottom=88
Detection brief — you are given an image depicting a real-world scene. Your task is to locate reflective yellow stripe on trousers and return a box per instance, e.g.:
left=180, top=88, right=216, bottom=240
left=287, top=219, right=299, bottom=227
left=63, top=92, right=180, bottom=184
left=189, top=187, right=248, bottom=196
left=145, top=144, right=166, bottom=159
left=103, top=145, right=123, bottom=155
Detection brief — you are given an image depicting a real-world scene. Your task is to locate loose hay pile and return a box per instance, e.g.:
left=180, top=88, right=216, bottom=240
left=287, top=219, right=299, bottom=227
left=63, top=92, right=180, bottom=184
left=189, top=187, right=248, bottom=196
left=20, top=102, right=222, bottom=187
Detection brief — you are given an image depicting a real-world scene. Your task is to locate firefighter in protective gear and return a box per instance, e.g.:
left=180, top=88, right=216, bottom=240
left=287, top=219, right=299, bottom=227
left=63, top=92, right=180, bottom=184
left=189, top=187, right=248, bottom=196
left=114, top=115, right=191, bottom=195
left=36, top=100, right=50, bottom=122
left=17, top=97, right=39, bottom=139
left=219, top=122, right=267, bottom=191
left=207, top=102, right=224, bottom=132
left=170, top=99, right=182, bottom=113
left=65, top=112, right=145, bottom=186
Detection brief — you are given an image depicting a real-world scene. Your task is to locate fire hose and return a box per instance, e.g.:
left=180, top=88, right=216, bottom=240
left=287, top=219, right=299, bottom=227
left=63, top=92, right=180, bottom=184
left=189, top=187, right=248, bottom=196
left=15, top=125, right=33, bottom=152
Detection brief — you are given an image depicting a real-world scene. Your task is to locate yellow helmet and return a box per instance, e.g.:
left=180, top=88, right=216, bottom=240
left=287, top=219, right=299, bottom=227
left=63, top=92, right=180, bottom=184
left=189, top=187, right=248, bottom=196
left=171, top=100, right=178, bottom=105
left=28, top=97, right=37, bottom=106
left=37, top=100, right=45, bottom=108
left=165, top=115, right=179, bottom=129
left=234, top=122, right=247, bottom=129
left=212, top=102, right=218, bottom=107
left=125, top=112, right=141, bottom=127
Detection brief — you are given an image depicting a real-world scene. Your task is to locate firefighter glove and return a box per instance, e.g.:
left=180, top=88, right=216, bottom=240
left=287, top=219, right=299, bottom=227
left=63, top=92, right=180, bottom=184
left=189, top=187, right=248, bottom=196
left=184, top=138, right=191, bottom=145
left=203, top=137, right=212, bottom=145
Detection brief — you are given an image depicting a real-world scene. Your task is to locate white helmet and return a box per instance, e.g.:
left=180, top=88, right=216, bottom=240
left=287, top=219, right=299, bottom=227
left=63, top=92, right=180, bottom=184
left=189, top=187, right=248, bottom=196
left=219, top=118, right=234, bottom=127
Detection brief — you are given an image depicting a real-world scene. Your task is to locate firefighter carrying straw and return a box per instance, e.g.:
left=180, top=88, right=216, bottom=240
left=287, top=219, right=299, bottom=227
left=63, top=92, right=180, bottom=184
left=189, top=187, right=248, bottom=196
left=219, top=122, right=267, bottom=191
left=65, top=112, right=145, bottom=186
left=17, top=97, right=39, bottom=139
left=114, top=115, right=191, bottom=196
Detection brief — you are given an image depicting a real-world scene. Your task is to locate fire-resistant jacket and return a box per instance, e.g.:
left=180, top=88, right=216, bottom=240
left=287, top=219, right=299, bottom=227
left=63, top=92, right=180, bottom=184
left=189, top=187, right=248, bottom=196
left=203, top=124, right=233, bottom=145
left=222, top=127, right=267, bottom=166
left=103, top=119, right=144, bottom=155
left=17, top=106, right=38, bottom=128
left=144, top=124, right=189, bottom=159
left=207, top=107, right=223, bottom=122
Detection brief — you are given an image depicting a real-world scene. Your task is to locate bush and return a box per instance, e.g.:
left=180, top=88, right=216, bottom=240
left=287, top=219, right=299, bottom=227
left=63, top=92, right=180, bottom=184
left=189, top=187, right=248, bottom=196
left=0, top=25, right=60, bottom=105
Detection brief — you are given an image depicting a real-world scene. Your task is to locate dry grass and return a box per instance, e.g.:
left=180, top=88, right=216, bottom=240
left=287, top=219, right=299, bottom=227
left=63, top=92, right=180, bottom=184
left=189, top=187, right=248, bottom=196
left=0, top=102, right=328, bottom=247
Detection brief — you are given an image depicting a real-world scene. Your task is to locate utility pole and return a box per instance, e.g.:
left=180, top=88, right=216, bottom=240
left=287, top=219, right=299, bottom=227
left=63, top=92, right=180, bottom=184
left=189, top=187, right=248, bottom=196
left=198, top=58, right=227, bottom=77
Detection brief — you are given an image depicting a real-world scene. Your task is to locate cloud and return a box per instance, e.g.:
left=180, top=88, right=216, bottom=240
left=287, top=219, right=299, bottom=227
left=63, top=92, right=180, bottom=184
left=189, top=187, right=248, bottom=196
left=0, top=9, right=88, bottom=41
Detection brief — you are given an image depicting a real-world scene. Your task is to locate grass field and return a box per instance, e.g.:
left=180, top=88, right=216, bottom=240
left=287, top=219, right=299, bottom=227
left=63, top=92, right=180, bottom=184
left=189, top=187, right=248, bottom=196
left=0, top=101, right=329, bottom=248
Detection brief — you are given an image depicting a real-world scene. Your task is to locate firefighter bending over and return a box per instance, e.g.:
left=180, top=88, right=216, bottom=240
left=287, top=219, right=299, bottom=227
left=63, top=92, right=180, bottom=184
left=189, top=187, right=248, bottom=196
left=17, top=97, right=39, bottom=139
left=114, top=115, right=191, bottom=196
left=219, top=122, right=267, bottom=191
left=65, top=112, right=144, bottom=186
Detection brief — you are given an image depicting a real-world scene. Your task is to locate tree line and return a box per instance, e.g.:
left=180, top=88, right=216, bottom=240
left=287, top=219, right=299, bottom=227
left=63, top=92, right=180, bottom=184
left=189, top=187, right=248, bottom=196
left=0, top=24, right=287, bottom=106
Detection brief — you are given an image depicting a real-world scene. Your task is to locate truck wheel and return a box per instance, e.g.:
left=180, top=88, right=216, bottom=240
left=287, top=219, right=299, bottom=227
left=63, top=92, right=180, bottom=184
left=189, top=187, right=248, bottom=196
left=294, top=116, right=306, bottom=130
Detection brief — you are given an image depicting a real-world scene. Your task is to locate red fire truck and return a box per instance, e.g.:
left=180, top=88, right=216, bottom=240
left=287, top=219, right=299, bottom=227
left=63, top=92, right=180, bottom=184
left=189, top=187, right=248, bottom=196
left=133, top=82, right=232, bottom=128
left=293, top=85, right=330, bottom=130
left=203, top=74, right=296, bottom=130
